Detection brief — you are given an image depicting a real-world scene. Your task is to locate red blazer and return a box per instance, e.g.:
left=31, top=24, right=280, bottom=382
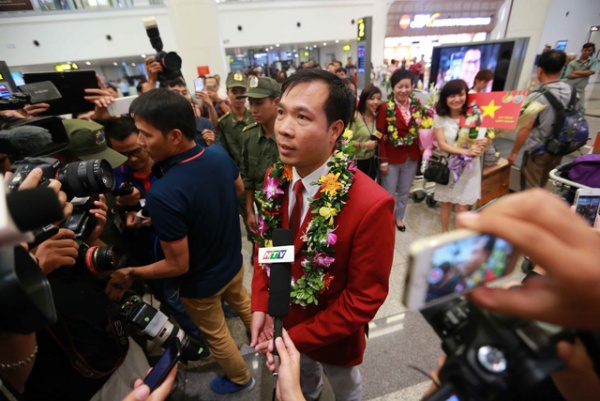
left=252, top=170, right=395, bottom=366
left=376, top=102, right=420, bottom=165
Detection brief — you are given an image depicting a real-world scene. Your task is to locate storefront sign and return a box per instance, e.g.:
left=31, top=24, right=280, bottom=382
left=399, top=13, right=492, bottom=30
left=0, top=0, right=34, bottom=11
left=55, top=63, right=79, bottom=72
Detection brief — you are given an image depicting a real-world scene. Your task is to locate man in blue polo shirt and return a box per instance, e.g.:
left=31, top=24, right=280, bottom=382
left=105, top=89, right=255, bottom=395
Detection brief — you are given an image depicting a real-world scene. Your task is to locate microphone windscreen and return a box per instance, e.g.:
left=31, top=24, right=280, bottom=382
left=268, top=229, right=293, bottom=318
left=5, top=126, right=52, bottom=154
left=6, top=187, right=64, bottom=231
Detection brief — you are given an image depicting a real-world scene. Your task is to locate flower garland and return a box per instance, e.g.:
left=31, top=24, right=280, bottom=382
left=255, top=129, right=357, bottom=307
left=386, top=94, right=424, bottom=147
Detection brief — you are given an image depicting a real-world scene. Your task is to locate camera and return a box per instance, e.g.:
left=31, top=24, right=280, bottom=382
left=117, top=181, right=135, bottom=197
left=121, top=295, right=210, bottom=362
left=421, top=296, right=573, bottom=401
left=8, top=156, right=115, bottom=197
left=75, top=240, right=125, bottom=274
left=143, top=17, right=182, bottom=82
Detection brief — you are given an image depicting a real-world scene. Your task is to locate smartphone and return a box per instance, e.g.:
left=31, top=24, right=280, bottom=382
left=403, top=229, right=519, bottom=310
left=194, top=78, right=204, bottom=92
left=107, top=95, right=137, bottom=117
left=574, top=188, right=600, bottom=226
left=143, top=338, right=180, bottom=392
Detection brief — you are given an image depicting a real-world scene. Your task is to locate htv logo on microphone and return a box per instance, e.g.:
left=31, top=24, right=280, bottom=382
left=258, top=245, right=295, bottom=263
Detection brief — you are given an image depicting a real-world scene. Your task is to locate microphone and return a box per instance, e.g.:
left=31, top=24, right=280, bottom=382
left=0, top=125, right=52, bottom=156
left=268, top=228, right=293, bottom=396
left=0, top=183, right=64, bottom=247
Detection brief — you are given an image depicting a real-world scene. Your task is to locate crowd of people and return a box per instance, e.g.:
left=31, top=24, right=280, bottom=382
left=0, top=39, right=597, bottom=401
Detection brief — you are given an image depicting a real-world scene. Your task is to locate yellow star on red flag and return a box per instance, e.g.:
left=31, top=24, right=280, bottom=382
left=481, top=100, right=502, bottom=118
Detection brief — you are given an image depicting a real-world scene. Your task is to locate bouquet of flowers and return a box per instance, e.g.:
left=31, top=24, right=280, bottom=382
left=515, top=89, right=548, bottom=130
left=419, top=84, right=439, bottom=165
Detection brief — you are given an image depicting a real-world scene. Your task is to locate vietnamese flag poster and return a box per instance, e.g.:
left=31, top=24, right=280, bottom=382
left=459, top=90, right=526, bottom=130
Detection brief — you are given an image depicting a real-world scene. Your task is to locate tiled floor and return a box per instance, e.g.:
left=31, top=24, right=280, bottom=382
left=167, top=78, right=600, bottom=401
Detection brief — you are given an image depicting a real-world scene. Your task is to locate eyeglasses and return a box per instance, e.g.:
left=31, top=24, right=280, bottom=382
left=120, top=148, right=144, bottom=158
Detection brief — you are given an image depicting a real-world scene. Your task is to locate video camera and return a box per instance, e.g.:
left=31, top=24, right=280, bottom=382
left=121, top=295, right=210, bottom=362
left=421, top=296, right=573, bottom=401
left=143, top=17, right=182, bottom=82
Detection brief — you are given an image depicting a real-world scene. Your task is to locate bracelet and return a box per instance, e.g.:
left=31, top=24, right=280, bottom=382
left=0, top=345, right=38, bottom=371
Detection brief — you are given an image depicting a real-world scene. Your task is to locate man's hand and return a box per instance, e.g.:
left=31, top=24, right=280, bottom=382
left=246, top=212, right=258, bottom=235
left=84, top=77, right=114, bottom=121
left=21, top=103, right=50, bottom=117
left=116, top=187, right=142, bottom=207
left=86, top=194, right=108, bottom=244
left=458, top=188, right=600, bottom=330
left=507, top=151, right=518, bottom=166
left=551, top=339, right=600, bottom=401
left=250, top=311, right=274, bottom=351
left=144, top=57, right=163, bottom=85
left=196, top=91, right=213, bottom=106
left=106, top=267, right=135, bottom=301
left=364, top=140, right=377, bottom=151
left=34, top=228, right=79, bottom=275
left=201, top=129, right=215, bottom=146
left=380, top=164, right=389, bottom=175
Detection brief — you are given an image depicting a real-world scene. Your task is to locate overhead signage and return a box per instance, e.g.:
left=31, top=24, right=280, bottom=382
left=399, top=13, right=492, bottom=29
left=55, top=63, right=79, bottom=72
left=357, top=18, right=366, bottom=42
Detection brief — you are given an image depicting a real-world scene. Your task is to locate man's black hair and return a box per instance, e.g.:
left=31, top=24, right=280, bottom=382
left=104, top=116, right=138, bottom=145
left=357, top=85, right=382, bottom=114
left=281, top=69, right=354, bottom=130
left=335, top=67, right=348, bottom=75
left=537, top=50, right=567, bottom=75
left=129, top=88, right=196, bottom=140
left=582, top=42, right=596, bottom=53
left=436, top=79, right=469, bottom=117
left=165, top=77, right=186, bottom=88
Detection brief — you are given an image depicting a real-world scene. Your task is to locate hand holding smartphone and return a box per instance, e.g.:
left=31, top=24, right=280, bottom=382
left=573, top=188, right=600, bottom=226
left=143, top=338, right=180, bottom=392
left=403, top=229, right=519, bottom=310
left=194, top=78, right=204, bottom=92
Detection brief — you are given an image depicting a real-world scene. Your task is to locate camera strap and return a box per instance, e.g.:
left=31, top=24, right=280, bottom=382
left=45, top=307, right=129, bottom=379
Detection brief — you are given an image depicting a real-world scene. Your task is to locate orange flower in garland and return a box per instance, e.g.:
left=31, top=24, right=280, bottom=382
left=282, top=165, right=293, bottom=182
left=319, top=172, right=343, bottom=196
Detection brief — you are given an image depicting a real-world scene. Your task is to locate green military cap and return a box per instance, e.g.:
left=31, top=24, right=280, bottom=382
left=62, top=119, right=127, bottom=168
left=237, top=77, right=281, bottom=99
left=226, top=71, right=247, bottom=89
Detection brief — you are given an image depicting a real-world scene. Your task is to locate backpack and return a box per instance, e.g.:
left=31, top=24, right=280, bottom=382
left=541, top=88, right=589, bottom=156
left=567, top=154, right=600, bottom=188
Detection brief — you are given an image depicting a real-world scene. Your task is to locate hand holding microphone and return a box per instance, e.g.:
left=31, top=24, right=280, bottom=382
left=267, top=228, right=294, bottom=399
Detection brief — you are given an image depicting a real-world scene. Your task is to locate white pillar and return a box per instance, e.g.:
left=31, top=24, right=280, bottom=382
left=166, top=0, right=228, bottom=85
left=503, top=0, right=552, bottom=89
left=371, top=0, right=388, bottom=75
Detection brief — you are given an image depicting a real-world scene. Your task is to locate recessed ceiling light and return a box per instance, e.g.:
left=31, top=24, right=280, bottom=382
left=335, top=40, right=339, bottom=43
left=276, top=44, right=280, bottom=47
left=323, top=42, right=327, bottom=46
left=113, top=62, right=118, bottom=66
left=141, top=54, right=146, bottom=58
left=85, top=61, right=91, bottom=65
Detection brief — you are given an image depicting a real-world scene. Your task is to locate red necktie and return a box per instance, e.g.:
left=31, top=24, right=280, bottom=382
left=290, top=180, right=304, bottom=235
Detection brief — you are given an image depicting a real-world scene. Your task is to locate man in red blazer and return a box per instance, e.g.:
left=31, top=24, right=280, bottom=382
left=250, top=69, right=395, bottom=401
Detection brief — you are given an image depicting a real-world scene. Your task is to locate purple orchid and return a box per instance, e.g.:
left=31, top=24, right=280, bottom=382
left=263, top=177, right=284, bottom=200
left=347, top=160, right=357, bottom=173
left=313, top=252, right=335, bottom=268
left=327, top=232, right=337, bottom=245
left=257, top=216, right=269, bottom=235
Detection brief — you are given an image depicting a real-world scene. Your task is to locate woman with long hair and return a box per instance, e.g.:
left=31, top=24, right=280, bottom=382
left=433, top=79, right=487, bottom=232
left=376, top=69, right=421, bottom=232
left=349, top=85, right=382, bottom=179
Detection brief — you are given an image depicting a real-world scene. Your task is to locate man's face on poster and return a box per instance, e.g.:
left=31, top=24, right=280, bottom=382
left=462, top=49, right=481, bottom=88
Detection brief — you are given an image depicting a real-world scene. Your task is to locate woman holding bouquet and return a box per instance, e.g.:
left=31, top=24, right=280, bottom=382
left=433, top=79, right=487, bottom=232
left=349, top=84, right=382, bottom=180
left=376, top=69, right=421, bottom=232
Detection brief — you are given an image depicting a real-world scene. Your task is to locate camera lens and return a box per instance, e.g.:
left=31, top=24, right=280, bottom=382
left=91, top=245, right=123, bottom=272
left=58, top=159, right=115, bottom=197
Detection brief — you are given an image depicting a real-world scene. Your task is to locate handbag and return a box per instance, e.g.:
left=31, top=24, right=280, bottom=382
left=424, top=155, right=450, bottom=185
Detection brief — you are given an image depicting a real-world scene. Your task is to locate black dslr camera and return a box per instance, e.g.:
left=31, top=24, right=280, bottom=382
left=121, top=295, right=210, bottom=362
left=8, top=156, right=115, bottom=197
left=421, top=297, right=574, bottom=401
left=143, top=17, right=182, bottom=82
